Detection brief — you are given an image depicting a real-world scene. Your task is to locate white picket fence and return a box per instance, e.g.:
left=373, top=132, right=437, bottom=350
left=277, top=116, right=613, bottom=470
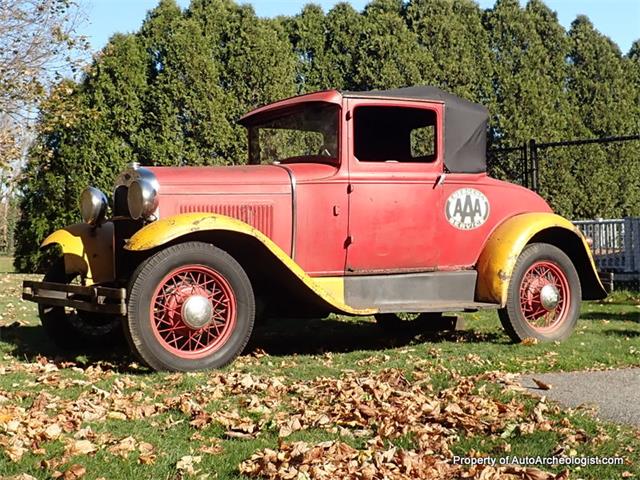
left=573, top=217, right=640, bottom=283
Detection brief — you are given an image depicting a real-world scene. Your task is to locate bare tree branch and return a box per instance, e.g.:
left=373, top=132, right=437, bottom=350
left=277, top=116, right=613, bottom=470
left=0, top=0, right=87, bottom=169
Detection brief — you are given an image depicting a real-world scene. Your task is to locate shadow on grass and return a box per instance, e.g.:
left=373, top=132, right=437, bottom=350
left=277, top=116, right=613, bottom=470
left=602, top=329, right=640, bottom=338
left=581, top=311, right=640, bottom=323
left=0, top=316, right=507, bottom=368
left=246, top=316, right=508, bottom=356
left=0, top=323, right=141, bottom=373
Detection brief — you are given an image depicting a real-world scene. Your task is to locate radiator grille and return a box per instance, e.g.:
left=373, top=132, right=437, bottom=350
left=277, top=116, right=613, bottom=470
left=178, top=203, right=273, bottom=236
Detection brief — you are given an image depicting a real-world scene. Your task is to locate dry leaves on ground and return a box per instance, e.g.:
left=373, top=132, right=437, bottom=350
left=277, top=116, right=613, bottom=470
left=0, top=355, right=613, bottom=480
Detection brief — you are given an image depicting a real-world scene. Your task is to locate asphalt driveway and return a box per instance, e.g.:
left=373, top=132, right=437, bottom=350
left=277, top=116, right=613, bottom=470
left=520, top=368, right=640, bottom=427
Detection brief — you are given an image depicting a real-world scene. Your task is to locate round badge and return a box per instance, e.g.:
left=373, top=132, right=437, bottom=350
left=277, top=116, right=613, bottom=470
left=445, top=188, right=490, bottom=230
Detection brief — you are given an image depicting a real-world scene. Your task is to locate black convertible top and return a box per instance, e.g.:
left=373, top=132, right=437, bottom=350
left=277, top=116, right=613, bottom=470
left=343, top=86, right=488, bottom=173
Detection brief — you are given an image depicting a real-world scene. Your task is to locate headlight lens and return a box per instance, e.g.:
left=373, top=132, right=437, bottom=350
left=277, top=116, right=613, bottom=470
left=127, top=179, right=158, bottom=220
left=79, top=187, right=108, bottom=225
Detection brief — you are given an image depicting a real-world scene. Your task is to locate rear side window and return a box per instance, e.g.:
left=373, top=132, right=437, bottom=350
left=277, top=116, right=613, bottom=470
left=353, top=106, right=436, bottom=162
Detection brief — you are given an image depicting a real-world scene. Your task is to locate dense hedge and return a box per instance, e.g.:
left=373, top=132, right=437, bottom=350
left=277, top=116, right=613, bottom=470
left=14, top=0, right=640, bottom=271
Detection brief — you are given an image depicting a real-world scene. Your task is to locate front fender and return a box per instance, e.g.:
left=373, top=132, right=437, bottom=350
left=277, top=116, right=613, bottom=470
left=125, top=213, right=376, bottom=316
left=41, top=222, right=114, bottom=285
left=476, top=212, right=606, bottom=305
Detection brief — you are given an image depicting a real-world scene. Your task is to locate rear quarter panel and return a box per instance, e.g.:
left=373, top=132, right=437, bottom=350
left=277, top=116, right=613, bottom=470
left=438, top=175, right=553, bottom=268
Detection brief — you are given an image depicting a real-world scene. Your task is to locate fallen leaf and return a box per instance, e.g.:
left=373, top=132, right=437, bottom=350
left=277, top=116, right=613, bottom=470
left=66, top=440, right=97, bottom=456
left=45, top=423, right=62, bottom=440
left=63, top=464, right=86, bottom=480
left=176, top=455, right=202, bottom=476
left=532, top=378, right=552, bottom=390
left=107, top=436, right=137, bottom=458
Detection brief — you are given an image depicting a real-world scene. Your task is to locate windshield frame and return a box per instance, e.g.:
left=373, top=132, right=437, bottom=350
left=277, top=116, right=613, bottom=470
left=245, top=102, right=341, bottom=166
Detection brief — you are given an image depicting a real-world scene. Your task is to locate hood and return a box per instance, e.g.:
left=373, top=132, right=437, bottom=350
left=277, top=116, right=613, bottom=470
left=148, top=164, right=292, bottom=195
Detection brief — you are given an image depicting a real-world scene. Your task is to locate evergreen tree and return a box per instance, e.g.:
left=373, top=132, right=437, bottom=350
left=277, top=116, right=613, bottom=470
left=566, top=16, right=640, bottom=218
left=138, top=0, right=234, bottom=166
left=285, top=4, right=332, bottom=92
left=323, top=2, right=367, bottom=90
left=350, top=0, right=422, bottom=89
left=405, top=0, right=493, bottom=105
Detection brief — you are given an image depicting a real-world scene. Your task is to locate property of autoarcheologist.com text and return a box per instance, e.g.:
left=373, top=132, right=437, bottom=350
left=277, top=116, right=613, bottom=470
left=452, top=455, right=625, bottom=467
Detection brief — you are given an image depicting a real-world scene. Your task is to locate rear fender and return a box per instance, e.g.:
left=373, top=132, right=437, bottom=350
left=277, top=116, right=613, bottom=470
left=41, top=222, right=114, bottom=285
left=476, top=213, right=606, bottom=305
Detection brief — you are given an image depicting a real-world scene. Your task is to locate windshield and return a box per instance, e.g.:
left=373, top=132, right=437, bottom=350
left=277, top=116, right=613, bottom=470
left=247, top=102, right=339, bottom=165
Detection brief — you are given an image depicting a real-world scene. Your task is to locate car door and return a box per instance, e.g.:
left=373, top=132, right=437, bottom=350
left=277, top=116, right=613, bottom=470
left=345, top=99, right=444, bottom=273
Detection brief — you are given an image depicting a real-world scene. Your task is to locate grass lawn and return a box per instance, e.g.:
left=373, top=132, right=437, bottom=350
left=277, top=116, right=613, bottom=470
left=0, top=267, right=638, bottom=479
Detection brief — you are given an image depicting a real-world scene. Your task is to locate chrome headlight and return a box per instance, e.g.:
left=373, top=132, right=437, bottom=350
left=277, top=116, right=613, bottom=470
left=79, top=187, right=108, bottom=225
left=127, top=178, right=158, bottom=220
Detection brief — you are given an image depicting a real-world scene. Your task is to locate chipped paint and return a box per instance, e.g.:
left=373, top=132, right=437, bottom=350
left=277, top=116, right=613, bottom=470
left=497, top=270, right=510, bottom=281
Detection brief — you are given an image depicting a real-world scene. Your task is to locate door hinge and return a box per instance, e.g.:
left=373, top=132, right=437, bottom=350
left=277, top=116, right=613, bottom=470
left=344, top=235, right=353, bottom=247
left=345, top=110, right=352, bottom=121
left=347, top=184, right=354, bottom=193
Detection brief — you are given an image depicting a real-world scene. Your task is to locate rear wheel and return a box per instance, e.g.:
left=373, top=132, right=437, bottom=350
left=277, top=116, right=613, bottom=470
left=125, top=242, right=255, bottom=371
left=498, top=243, right=580, bottom=342
left=39, top=258, right=123, bottom=348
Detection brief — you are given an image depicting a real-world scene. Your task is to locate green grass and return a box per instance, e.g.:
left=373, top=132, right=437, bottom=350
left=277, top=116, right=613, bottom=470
left=0, top=268, right=638, bottom=479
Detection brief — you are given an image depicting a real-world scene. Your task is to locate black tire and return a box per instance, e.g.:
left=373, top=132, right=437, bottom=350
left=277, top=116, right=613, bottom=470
left=39, top=258, right=123, bottom=348
left=125, top=242, right=255, bottom=372
left=374, top=312, right=444, bottom=332
left=498, top=243, right=581, bottom=343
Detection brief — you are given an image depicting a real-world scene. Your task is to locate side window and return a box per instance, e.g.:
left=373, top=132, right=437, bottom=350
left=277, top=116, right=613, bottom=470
left=353, top=106, right=437, bottom=162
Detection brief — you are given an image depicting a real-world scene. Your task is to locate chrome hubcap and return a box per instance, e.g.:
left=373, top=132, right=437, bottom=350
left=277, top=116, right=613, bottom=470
left=181, top=295, right=213, bottom=329
left=540, top=284, right=560, bottom=311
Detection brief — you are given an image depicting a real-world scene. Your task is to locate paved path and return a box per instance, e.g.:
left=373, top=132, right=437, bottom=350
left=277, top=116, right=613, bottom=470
left=519, top=368, right=640, bottom=427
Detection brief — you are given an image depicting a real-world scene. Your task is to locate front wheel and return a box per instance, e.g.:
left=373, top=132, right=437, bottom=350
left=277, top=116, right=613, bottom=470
left=125, top=242, right=255, bottom=372
left=498, top=243, right=581, bottom=343
left=39, top=258, right=123, bottom=348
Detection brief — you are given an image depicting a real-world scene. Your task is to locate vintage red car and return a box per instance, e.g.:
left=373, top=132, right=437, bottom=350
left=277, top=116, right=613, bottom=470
left=22, top=86, right=607, bottom=371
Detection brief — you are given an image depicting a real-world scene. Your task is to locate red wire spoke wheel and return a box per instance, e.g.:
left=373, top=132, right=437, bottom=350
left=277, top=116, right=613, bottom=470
left=126, top=242, right=255, bottom=372
left=499, top=243, right=581, bottom=343
left=518, top=261, right=570, bottom=333
left=151, top=265, right=237, bottom=359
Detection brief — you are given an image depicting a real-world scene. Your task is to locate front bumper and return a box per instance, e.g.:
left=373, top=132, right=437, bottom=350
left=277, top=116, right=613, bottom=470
left=22, top=281, right=127, bottom=316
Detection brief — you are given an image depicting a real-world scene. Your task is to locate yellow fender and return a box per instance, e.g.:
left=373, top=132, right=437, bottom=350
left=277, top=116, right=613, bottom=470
left=476, top=212, right=606, bottom=305
left=125, top=213, right=377, bottom=316
left=41, top=222, right=114, bottom=285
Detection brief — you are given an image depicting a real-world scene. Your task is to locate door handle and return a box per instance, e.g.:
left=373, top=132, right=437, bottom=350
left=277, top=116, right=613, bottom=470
left=435, top=173, right=446, bottom=188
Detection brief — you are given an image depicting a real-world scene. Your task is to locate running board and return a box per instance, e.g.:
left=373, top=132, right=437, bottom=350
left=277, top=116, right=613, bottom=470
left=344, top=270, right=492, bottom=311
